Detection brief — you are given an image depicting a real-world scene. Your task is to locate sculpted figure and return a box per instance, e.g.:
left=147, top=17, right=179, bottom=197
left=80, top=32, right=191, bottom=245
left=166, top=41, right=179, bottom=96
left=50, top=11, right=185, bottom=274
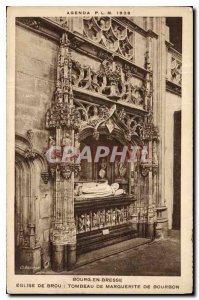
left=75, top=180, right=125, bottom=199
left=61, top=134, right=72, bottom=147
left=118, top=162, right=127, bottom=178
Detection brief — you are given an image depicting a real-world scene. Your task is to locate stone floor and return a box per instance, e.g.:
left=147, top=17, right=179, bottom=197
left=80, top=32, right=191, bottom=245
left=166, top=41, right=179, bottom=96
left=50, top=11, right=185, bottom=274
left=67, top=233, right=180, bottom=276
left=39, top=231, right=180, bottom=276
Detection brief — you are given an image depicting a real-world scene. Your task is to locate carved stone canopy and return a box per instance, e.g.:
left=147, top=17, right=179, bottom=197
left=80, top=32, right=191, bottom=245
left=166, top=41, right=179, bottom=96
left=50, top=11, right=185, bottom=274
left=71, top=101, right=145, bottom=145
left=46, top=95, right=158, bottom=146
left=15, top=131, right=49, bottom=184
left=71, top=59, right=146, bottom=107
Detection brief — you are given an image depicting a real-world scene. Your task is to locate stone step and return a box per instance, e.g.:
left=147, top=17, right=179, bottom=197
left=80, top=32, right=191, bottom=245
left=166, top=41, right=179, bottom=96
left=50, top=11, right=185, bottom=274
left=75, top=237, right=152, bottom=268
left=168, top=230, right=180, bottom=239
left=77, top=224, right=138, bottom=254
left=37, top=238, right=152, bottom=274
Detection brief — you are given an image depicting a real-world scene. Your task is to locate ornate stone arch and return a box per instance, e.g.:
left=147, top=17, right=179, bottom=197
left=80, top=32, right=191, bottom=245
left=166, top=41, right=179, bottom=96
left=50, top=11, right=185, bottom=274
left=78, top=125, right=142, bottom=147
left=15, top=131, right=48, bottom=274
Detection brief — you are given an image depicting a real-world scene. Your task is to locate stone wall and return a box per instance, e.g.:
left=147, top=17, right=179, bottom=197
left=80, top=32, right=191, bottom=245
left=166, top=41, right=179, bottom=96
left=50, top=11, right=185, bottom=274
left=15, top=25, right=59, bottom=270
left=165, top=91, right=181, bottom=229
left=15, top=25, right=58, bottom=151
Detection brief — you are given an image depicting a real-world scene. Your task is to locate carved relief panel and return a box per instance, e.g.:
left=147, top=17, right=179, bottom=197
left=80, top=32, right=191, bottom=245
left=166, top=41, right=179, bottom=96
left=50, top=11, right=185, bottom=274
left=167, top=48, right=182, bottom=86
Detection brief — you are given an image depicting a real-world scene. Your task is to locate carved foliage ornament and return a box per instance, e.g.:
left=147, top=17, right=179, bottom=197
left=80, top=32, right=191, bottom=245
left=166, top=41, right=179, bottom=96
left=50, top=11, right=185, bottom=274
left=73, top=101, right=115, bottom=131
left=24, top=129, right=37, bottom=159
left=140, top=163, right=158, bottom=177
left=170, top=57, right=182, bottom=86
left=50, top=222, right=76, bottom=245
left=142, top=122, right=159, bottom=142
left=115, top=108, right=144, bottom=142
left=72, top=59, right=146, bottom=106
left=17, top=17, right=41, bottom=30
left=72, top=101, right=146, bottom=143
left=139, top=117, right=159, bottom=177
left=83, top=17, right=135, bottom=61
left=46, top=102, right=81, bottom=130
left=141, top=111, right=159, bottom=142
left=48, top=17, right=68, bottom=29
left=60, top=163, right=81, bottom=180
left=41, top=164, right=81, bottom=182
left=46, top=33, right=77, bottom=130
left=41, top=171, right=50, bottom=184
left=72, top=100, right=159, bottom=145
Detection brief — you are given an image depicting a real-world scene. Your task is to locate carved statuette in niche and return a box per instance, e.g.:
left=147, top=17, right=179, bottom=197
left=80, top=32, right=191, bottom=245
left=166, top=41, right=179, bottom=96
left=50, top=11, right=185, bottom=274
left=118, top=162, right=127, bottom=178
left=49, top=136, right=56, bottom=147
left=99, top=169, right=106, bottom=179
left=98, top=158, right=107, bottom=179
left=61, top=134, right=72, bottom=147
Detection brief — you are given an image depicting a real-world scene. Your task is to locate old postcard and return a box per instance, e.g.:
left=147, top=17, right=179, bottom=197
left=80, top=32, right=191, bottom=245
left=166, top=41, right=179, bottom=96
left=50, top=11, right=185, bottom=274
left=7, top=6, right=193, bottom=294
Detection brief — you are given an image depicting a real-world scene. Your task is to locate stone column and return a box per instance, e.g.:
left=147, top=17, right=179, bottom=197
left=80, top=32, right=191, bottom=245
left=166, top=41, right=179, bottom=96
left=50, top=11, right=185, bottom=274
left=51, top=153, right=77, bottom=270
left=51, top=165, right=65, bottom=272
left=146, top=140, right=155, bottom=239
left=154, top=17, right=168, bottom=238
left=46, top=32, right=78, bottom=272
left=62, top=155, right=77, bottom=270
left=143, top=22, right=157, bottom=239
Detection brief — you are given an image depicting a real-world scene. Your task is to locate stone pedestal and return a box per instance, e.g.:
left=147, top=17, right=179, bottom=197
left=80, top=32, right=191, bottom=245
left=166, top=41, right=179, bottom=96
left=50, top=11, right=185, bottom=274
left=146, top=222, right=155, bottom=239
left=51, top=244, right=65, bottom=272
left=67, top=243, right=77, bottom=270
left=129, top=211, right=138, bottom=233
left=131, top=220, right=138, bottom=233
left=19, top=246, right=41, bottom=274
left=138, top=221, right=147, bottom=238
left=51, top=242, right=77, bottom=272
left=155, top=219, right=168, bottom=239
left=155, top=206, right=168, bottom=238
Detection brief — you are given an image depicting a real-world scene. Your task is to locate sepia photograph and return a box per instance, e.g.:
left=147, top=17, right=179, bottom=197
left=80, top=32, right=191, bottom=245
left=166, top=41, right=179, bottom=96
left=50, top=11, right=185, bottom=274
left=6, top=6, right=193, bottom=294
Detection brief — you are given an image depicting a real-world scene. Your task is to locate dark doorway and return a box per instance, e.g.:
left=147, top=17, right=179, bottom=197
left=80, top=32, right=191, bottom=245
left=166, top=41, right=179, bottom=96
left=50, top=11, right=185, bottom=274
left=166, top=17, right=182, bottom=53
left=172, top=111, right=181, bottom=230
